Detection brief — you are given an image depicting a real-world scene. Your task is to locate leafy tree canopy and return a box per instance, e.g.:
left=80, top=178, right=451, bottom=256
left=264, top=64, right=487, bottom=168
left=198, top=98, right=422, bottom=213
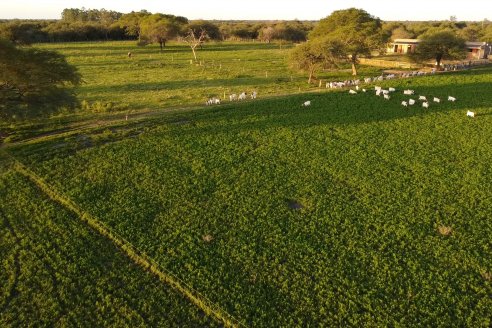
left=139, top=14, right=188, bottom=50
left=308, top=8, right=387, bottom=75
left=117, top=10, right=151, bottom=40
left=409, top=30, right=467, bottom=67
left=188, top=20, right=222, bottom=40
left=0, top=21, right=48, bottom=45
left=0, top=39, right=81, bottom=119
left=289, top=38, right=344, bottom=83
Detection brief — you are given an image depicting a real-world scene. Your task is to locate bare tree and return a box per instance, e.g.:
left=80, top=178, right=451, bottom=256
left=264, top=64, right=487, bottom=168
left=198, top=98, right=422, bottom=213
left=185, top=28, right=209, bottom=62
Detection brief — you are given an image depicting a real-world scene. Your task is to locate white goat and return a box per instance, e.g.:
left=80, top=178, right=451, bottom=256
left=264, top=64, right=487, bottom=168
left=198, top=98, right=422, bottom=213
left=251, top=91, right=257, bottom=99
left=302, top=100, right=311, bottom=107
left=389, top=87, right=396, bottom=92
left=362, top=89, right=367, bottom=93
left=409, top=99, right=416, bottom=105
left=403, top=89, right=415, bottom=95
left=349, top=89, right=357, bottom=94
left=419, top=95, right=427, bottom=101
left=230, top=94, right=238, bottom=101
left=238, top=92, right=247, bottom=100
left=466, top=110, right=475, bottom=117
left=422, top=102, right=429, bottom=108
left=384, top=94, right=390, bottom=100
left=401, top=101, right=408, bottom=107
left=433, top=97, right=441, bottom=103
left=448, top=96, right=456, bottom=102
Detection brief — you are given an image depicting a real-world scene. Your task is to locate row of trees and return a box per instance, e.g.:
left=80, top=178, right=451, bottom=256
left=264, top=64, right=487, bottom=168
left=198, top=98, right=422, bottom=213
left=383, top=20, right=492, bottom=43
left=0, top=9, right=314, bottom=45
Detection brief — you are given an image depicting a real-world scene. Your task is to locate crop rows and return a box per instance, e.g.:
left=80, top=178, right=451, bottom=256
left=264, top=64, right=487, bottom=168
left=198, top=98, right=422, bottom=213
left=0, top=167, right=217, bottom=327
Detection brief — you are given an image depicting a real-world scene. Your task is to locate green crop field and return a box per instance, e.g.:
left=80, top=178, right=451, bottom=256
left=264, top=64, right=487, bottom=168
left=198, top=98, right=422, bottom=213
left=1, top=41, right=492, bottom=326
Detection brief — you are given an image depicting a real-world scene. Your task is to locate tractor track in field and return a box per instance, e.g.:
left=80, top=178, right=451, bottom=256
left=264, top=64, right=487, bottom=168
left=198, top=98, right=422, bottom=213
left=6, top=153, right=246, bottom=328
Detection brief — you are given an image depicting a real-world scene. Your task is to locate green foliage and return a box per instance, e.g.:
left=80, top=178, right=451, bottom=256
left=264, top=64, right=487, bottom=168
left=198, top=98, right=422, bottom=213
left=140, top=14, right=188, bottom=50
left=289, top=39, right=344, bottom=83
left=410, top=30, right=467, bottom=67
left=308, top=8, right=387, bottom=75
left=8, top=66, right=492, bottom=326
left=258, top=22, right=307, bottom=43
left=188, top=20, right=222, bottom=40
left=116, top=10, right=151, bottom=40
left=0, top=171, right=216, bottom=326
left=0, top=21, right=48, bottom=45
left=0, top=40, right=81, bottom=119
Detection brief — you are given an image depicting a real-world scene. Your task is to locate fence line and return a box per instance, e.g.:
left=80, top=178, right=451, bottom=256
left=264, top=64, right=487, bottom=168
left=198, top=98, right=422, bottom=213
left=9, top=154, right=246, bottom=328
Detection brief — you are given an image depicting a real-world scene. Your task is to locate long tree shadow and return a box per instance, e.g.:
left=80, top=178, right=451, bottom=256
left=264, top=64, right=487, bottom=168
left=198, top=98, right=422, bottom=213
left=79, top=77, right=273, bottom=93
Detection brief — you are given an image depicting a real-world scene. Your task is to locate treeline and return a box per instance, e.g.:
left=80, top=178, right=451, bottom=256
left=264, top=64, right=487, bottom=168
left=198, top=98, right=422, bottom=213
left=1, top=8, right=491, bottom=45
left=383, top=20, right=492, bottom=42
left=0, top=8, right=314, bottom=44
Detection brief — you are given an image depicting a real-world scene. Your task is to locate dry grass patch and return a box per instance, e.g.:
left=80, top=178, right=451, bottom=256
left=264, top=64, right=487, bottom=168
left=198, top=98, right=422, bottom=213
left=438, top=225, right=452, bottom=236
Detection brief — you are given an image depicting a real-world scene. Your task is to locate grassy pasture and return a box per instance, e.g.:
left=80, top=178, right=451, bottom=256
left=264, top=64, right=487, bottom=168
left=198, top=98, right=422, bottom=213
left=35, top=41, right=382, bottom=112
left=3, top=59, right=492, bottom=326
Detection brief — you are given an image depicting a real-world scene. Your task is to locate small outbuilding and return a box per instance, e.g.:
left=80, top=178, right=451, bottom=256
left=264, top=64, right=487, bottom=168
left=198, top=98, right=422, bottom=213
left=387, top=39, right=420, bottom=54
left=465, top=42, right=491, bottom=59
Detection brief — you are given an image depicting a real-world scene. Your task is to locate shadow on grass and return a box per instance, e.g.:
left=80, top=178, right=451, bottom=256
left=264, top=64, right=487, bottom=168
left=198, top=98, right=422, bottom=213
left=7, top=65, right=492, bottom=162
left=79, top=77, right=273, bottom=93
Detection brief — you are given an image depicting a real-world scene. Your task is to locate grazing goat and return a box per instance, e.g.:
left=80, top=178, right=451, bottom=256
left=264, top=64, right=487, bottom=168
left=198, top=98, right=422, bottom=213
left=389, top=87, right=396, bottom=92
left=466, top=110, right=475, bottom=117
left=362, top=89, right=367, bottom=93
left=408, top=99, right=416, bottom=105
left=230, top=94, right=238, bottom=101
left=433, top=97, right=441, bottom=103
left=401, top=101, right=408, bottom=107
left=349, top=89, right=357, bottom=94
left=376, top=90, right=382, bottom=96
left=238, top=92, right=247, bottom=100
left=302, top=101, right=311, bottom=107
left=251, top=91, right=257, bottom=99
left=448, top=96, right=456, bottom=102
left=419, top=95, right=427, bottom=101
left=384, top=94, right=390, bottom=100
left=422, top=102, right=429, bottom=108
left=403, top=89, right=415, bottom=95
left=206, top=97, right=220, bottom=105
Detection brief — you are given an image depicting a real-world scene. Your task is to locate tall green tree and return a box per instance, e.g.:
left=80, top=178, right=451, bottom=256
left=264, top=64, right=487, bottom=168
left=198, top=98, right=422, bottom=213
left=410, top=31, right=467, bottom=68
left=289, top=39, right=344, bottom=83
left=309, top=8, right=387, bottom=75
left=117, top=10, right=151, bottom=41
left=139, top=14, right=188, bottom=51
left=0, top=40, right=81, bottom=119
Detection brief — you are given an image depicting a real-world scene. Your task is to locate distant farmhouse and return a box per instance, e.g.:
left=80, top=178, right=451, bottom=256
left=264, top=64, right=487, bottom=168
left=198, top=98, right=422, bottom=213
left=387, top=39, right=491, bottom=59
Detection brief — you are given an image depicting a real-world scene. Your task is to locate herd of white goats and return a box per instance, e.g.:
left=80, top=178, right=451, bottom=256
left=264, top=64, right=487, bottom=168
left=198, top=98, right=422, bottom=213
left=206, top=72, right=476, bottom=117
